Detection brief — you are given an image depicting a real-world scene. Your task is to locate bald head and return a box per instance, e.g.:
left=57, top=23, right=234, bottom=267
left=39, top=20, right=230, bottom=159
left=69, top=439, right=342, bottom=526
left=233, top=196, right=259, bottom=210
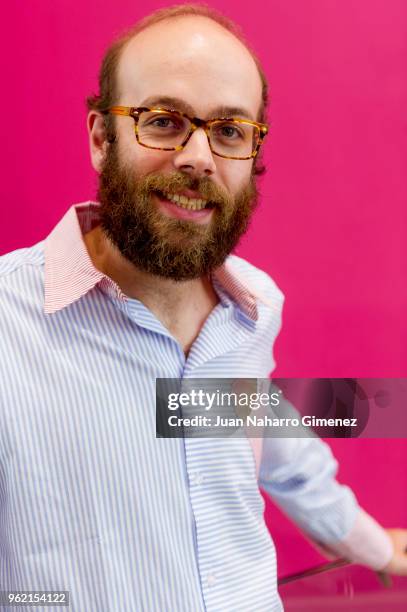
left=116, top=16, right=263, bottom=123
left=87, top=5, right=268, bottom=120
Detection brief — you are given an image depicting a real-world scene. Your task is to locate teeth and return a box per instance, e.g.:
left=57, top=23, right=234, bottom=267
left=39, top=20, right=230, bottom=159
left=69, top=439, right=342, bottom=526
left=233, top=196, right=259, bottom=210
left=164, top=192, right=208, bottom=210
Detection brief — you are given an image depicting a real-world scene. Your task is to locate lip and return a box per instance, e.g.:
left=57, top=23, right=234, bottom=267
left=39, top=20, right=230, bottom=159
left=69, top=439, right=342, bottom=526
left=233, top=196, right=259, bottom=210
left=154, top=192, right=214, bottom=224
left=169, top=189, right=206, bottom=200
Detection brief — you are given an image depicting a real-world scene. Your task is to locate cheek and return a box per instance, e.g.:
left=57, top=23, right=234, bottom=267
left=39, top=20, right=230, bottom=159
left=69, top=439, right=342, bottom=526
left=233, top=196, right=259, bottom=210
left=217, top=160, right=254, bottom=195
left=118, top=134, right=176, bottom=176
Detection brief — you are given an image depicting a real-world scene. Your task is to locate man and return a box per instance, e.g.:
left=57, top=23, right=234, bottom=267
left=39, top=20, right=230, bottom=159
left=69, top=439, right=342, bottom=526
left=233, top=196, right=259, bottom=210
left=0, top=4, right=406, bottom=611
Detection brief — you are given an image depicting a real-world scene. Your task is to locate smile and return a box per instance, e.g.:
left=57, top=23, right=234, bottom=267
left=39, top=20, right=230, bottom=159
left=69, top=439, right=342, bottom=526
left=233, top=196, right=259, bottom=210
left=162, top=191, right=208, bottom=211
left=154, top=191, right=214, bottom=224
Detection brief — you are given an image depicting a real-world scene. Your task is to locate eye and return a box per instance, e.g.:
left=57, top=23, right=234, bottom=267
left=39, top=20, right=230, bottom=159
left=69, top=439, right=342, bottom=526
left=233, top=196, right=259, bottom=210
left=215, top=123, right=244, bottom=140
left=150, top=117, right=175, bottom=128
left=222, top=126, right=239, bottom=138
left=145, top=114, right=184, bottom=131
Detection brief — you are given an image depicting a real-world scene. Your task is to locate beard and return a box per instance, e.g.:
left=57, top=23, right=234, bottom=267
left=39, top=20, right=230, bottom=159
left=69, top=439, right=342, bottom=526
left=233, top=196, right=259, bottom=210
left=98, top=143, right=258, bottom=281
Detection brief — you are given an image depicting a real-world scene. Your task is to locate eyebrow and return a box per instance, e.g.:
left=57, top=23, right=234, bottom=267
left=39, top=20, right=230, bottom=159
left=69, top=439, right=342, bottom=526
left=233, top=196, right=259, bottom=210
left=140, top=95, right=255, bottom=121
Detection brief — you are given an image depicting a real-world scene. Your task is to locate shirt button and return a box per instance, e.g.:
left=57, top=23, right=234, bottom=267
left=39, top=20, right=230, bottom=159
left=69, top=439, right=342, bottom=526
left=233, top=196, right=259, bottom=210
left=190, top=472, right=204, bottom=486
left=207, top=573, right=217, bottom=587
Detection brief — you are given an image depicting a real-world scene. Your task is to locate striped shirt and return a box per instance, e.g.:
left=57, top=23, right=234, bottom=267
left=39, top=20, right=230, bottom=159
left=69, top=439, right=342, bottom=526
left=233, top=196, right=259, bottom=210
left=0, top=203, right=392, bottom=611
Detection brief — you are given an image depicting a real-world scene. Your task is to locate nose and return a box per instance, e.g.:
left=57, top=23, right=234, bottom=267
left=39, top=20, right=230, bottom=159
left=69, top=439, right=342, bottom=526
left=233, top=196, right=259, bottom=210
left=172, top=128, right=217, bottom=178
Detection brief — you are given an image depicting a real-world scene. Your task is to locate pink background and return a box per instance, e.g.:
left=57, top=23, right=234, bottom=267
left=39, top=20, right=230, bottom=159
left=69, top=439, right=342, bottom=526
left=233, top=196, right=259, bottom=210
left=2, top=0, right=406, bottom=577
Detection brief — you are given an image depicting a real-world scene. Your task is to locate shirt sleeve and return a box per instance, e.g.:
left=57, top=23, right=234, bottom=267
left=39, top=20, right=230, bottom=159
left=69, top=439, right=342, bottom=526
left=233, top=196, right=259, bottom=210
left=258, top=434, right=394, bottom=570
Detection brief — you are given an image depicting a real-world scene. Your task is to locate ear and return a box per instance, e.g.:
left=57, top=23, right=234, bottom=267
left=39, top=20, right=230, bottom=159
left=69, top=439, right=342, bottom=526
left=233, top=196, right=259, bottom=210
left=87, top=111, right=108, bottom=173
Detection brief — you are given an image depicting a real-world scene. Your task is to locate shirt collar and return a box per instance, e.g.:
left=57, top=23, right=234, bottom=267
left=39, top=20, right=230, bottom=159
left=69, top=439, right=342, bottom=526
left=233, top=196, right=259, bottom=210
left=44, top=202, right=269, bottom=320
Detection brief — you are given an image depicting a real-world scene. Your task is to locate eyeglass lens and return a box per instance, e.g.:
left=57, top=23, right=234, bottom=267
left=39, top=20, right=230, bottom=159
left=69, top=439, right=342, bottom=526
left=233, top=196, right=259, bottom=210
left=137, top=111, right=259, bottom=157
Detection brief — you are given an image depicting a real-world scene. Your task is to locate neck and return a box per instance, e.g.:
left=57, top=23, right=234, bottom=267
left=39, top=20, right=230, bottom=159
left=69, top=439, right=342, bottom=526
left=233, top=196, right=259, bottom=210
left=83, top=226, right=220, bottom=354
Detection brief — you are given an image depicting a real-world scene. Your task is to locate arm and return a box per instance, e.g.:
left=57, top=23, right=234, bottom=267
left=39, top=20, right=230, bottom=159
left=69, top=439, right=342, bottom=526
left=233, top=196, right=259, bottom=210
left=258, top=434, right=394, bottom=570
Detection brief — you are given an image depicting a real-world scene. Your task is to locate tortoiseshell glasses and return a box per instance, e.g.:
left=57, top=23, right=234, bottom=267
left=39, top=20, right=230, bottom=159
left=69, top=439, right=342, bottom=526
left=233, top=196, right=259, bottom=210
left=103, top=106, right=269, bottom=160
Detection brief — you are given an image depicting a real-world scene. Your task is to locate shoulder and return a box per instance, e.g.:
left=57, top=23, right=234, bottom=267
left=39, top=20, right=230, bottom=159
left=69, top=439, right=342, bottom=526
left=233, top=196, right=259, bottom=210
left=0, top=242, right=45, bottom=279
left=0, top=241, right=45, bottom=303
left=225, top=254, right=285, bottom=307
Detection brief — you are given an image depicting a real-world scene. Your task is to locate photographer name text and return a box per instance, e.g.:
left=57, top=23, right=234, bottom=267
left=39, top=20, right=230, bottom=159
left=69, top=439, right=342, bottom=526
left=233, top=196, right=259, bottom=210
left=168, top=414, right=358, bottom=428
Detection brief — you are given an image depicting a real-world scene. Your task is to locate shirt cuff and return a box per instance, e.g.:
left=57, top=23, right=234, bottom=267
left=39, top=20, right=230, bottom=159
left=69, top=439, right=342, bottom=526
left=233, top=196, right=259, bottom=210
left=321, top=507, right=394, bottom=570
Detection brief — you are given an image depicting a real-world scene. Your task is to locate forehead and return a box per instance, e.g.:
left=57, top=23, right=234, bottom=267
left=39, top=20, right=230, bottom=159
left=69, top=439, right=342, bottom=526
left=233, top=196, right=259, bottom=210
left=116, top=16, right=263, bottom=120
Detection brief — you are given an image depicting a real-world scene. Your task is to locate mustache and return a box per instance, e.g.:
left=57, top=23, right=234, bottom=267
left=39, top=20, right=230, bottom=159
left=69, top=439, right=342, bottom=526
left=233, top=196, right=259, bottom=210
left=138, top=172, right=233, bottom=208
